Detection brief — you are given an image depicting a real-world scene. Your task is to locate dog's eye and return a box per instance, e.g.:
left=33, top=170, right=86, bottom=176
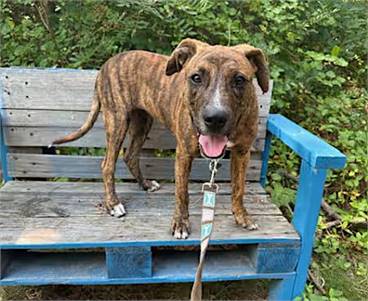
left=234, top=75, right=246, bottom=87
left=191, top=73, right=202, bottom=84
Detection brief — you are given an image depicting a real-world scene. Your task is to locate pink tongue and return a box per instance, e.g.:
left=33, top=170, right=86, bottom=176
left=199, top=135, right=228, bottom=158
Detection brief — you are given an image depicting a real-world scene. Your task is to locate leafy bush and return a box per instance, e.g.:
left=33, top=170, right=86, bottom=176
left=1, top=0, right=367, bottom=299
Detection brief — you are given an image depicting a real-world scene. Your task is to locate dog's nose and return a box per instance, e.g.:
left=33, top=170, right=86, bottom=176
left=203, top=108, right=229, bottom=132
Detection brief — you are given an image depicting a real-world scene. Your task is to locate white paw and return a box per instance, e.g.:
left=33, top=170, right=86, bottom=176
left=110, top=203, right=126, bottom=218
left=174, top=228, right=189, bottom=239
left=247, top=223, right=258, bottom=230
left=148, top=180, right=160, bottom=192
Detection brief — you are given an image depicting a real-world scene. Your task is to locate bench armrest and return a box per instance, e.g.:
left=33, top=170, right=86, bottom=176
left=263, top=114, right=346, bottom=298
left=267, top=114, right=346, bottom=169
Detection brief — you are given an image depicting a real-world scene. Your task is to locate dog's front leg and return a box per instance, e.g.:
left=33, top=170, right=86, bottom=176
left=231, top=148, right=258, bottom=230
left=171, top=148, right=193, bottom=239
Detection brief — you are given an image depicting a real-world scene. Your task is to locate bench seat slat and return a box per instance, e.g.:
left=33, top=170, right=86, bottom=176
left=0, top=181, right=298, bottom=248
left=0, top=215, right=298, bottom=248
left=0, top=193, right=280, bottom=218
left=7, top=153, right=262, bottom=181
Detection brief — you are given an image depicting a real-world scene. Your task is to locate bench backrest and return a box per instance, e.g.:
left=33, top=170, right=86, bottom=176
left=0, top=68, right=272, bottom=182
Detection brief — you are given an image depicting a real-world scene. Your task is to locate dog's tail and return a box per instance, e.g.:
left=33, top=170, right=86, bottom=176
left=51, top=90, right=101, bottom=146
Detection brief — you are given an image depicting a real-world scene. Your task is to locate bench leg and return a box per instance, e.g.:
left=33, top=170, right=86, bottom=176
left=268, top=276, right=296, bottom=301
left=291, top=160, right=327, bottom=298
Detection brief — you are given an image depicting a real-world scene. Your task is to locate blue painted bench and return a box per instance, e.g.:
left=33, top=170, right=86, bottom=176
left=0, top=68, right=346, bottom=300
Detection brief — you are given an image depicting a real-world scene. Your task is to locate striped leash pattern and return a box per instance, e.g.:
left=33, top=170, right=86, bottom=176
left=190, top=159, right=220, bottom=301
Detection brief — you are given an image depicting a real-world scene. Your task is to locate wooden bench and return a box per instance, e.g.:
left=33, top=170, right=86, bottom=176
left=0, top=68, right=346, bottom=300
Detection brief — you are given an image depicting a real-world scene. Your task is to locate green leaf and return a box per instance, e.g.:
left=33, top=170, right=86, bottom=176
left=331, top=45, right=341, bottom=57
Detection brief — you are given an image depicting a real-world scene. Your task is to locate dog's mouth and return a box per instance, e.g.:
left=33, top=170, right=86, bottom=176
left=198, top=134, right=228, bottom=159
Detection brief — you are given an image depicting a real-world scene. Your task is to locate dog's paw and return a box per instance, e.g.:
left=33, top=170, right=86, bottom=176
left=110, top=203, right=126, bottom=218
left=233, top=209, right=258, bottom=230
left=143, top=180, right=161, bottom=192
left=171, top=217, right=191, bottom=239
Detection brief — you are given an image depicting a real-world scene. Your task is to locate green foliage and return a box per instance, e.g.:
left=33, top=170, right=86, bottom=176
left=300, top=285, right=348, bottom=301
left=1, top=0, right=367, bottom=299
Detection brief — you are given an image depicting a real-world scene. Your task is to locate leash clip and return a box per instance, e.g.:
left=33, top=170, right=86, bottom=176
left=201, top=159, right=220, bottom=193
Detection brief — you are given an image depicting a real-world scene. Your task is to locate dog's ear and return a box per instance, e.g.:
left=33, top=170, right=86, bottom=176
left=233, top=44, right=269, bottom=93
left=166, top=39, right=208, bottom=76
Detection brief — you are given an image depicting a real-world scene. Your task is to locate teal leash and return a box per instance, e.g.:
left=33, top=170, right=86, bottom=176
left=190, top=159, right=220, bottom=301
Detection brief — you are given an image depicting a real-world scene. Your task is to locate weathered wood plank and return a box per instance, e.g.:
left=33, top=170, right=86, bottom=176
left=2, top=109, right=268, bottom=129
left=4, top=126, right=176, bottom=149
left=2, top=109, right=266, bottom=150
left=0, top=183, right=298, bottom=249
left=0, top=193, right=280, bottom=218
left=3, top=126, right=266, bottom=151
left=1, top=69, right=97, bottom=111
left=0, top=215, right=298, bottom=247
left=1, top=181, right=266, bottom=196
left=7, top=153, right=262, bottom=181
left=1, top=68, right=272, bottom=116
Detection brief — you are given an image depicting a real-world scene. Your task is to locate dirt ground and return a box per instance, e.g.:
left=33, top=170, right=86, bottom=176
left=0, top=281, right=269, bottom=300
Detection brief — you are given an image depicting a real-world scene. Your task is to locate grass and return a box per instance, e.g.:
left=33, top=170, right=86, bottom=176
left=312, top=252, right=368, bottom=300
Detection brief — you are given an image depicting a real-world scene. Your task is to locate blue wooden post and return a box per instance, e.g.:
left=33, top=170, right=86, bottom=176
left=290, top=160, right=327, bottom=298
left=269, top=276, right=296, bottom=301
left=265, top=115, right=346, bottom=300
left=268, top=161, right=327, bottom=300
left=0, top=76, right=11, bottom=183
left=260, top=131, right=272, bottom=187
left=0, top=127, right=10, bottom=183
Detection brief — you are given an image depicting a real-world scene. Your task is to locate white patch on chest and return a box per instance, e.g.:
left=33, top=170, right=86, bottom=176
left=226, top=141, right=235, bottom=148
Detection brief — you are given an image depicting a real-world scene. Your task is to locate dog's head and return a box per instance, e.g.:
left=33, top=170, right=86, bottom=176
left=166, top=38, right=269, bottom=158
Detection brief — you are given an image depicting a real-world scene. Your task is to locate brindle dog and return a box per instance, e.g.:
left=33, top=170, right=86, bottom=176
left=52, top=39, right=269, bottom=239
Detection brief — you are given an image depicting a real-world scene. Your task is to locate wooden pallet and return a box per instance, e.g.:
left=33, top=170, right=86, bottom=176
left=0, top=181, right=299, bottom=286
